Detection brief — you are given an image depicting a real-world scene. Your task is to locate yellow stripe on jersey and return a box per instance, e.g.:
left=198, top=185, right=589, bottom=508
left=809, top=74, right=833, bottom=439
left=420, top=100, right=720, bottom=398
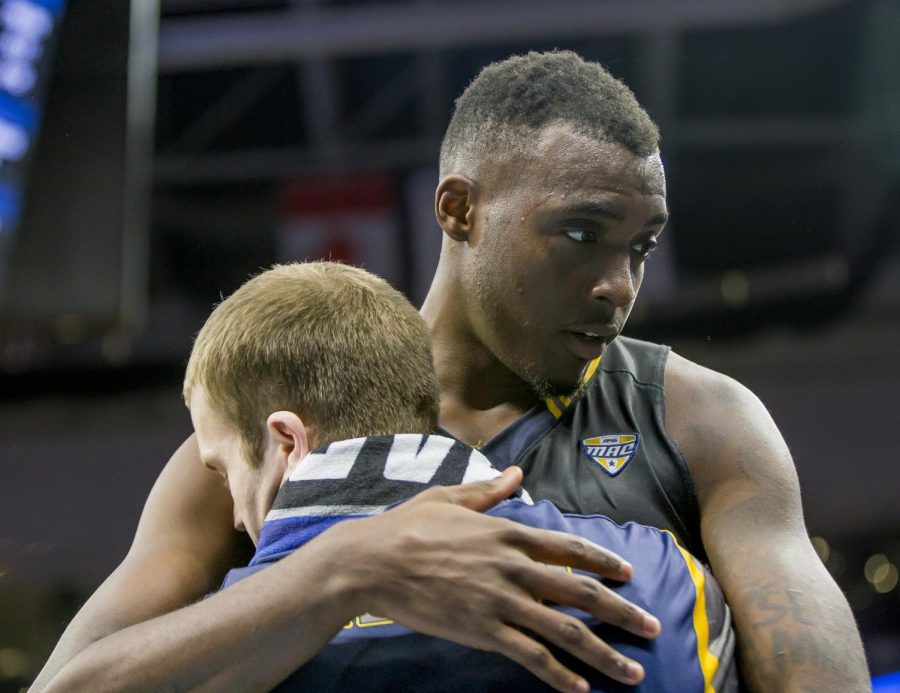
left=662, top=529, right=719, bottom=693
left=543, top=356, right=603, bottom=419
left=581, top=356, right=602, bottom=385
left=545, top=397, right=563, bottom=419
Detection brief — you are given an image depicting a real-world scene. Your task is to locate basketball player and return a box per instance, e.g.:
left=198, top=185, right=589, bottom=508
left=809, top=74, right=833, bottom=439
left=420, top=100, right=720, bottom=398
left=60, top=260, right=741, bottom=690
left=33, top=52, right=868, bottom=692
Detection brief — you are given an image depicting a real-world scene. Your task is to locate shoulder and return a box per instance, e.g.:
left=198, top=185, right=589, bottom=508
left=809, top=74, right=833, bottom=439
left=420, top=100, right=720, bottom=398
left=664, top=349, right=767, bottom=441
left=662, top=350, right=798, bottom=509
left=664, top=349, right=754, bottom=415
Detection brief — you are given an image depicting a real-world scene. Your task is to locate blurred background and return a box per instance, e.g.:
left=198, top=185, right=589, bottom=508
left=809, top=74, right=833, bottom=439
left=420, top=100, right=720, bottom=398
left=0, top=0, right=898, bottom=689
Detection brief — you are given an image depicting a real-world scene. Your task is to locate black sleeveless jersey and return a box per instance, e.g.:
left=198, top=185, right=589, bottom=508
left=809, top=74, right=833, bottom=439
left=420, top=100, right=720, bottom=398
left=476, top=336, right=705, bottom=561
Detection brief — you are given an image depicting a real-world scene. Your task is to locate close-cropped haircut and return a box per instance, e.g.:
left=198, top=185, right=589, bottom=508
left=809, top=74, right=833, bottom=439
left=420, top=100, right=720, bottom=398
left=184, top=262, right=439, bottom=466
left=440, top=50, right=659, bottom=178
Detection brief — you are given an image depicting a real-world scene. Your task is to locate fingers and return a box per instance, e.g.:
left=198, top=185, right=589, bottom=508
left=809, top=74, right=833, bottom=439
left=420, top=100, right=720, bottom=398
left=493, top=624, right=590, bottom=693
left=411, top=466, right=525, bottom=513
left=520, top=563, right=660, bottom=639
left=397, top=485, right=659, bottom=638
left=508, top=525, right=634, bottom=583
left=455, top=466, right=523, bottom=511
left=510, top=599, right=645, bottom=687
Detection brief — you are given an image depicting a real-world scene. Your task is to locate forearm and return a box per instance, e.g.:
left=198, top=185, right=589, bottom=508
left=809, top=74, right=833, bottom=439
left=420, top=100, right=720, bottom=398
left=38, top=470, right=657, bottom=693
left=725, top=546, right=869, bottom=693
left=40, top=524, right=361, bottom=693
left=704, top=491, right=869, bottom=692
left=32, top=554, right=221, bottom=691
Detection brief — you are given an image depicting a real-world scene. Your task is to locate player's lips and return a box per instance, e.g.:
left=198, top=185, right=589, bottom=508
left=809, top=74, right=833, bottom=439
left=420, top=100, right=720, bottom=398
left=563, top=324, right=619, bottom=360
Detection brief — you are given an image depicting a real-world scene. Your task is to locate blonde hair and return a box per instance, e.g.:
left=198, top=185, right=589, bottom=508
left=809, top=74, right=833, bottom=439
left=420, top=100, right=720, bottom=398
left=184, top=262, right=439, bottom=465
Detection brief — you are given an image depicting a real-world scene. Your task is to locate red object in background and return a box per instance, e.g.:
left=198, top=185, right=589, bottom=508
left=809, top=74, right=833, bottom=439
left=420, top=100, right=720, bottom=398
left=277, top=174, right=401, bottom=285
left=319, top=235, right=357, bottom=266
left=279, top=175, right=395, bottom=216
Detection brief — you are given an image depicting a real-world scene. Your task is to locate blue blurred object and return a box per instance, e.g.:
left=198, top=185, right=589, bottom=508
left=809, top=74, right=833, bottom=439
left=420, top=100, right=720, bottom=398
left=0, top=0, right=66, bottom=292
left=873, top=670, right=900, bottom=693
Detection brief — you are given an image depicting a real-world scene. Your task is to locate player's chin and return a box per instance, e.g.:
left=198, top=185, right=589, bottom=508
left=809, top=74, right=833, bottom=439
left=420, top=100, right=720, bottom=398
left=526, top=363, right=585, bottom=399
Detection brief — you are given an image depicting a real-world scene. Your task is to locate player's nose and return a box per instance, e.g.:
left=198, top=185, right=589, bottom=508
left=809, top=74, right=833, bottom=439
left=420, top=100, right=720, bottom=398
left=233, top=507, right=246, bottom=533
left=590, top=255, right=636, bottom=308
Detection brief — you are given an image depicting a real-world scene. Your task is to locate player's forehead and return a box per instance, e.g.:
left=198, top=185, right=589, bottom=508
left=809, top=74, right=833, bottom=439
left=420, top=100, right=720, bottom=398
left=480, top=131, right=667, bottom=230
left=526, top=123, right=666, bottom=197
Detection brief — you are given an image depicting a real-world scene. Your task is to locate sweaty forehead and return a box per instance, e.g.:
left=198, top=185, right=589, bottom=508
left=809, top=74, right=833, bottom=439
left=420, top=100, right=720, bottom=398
left=526, top=122, right=667, bottom=198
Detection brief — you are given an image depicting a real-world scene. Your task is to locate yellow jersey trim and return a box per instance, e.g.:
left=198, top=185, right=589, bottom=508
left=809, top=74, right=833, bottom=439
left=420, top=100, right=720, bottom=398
left=544, top=356, right=603, bottom=420
left=662, top=529, right=719, bottom=693
left=581, top=355, right=602, bottom=384
left=546, top=398, right=563, bottom=418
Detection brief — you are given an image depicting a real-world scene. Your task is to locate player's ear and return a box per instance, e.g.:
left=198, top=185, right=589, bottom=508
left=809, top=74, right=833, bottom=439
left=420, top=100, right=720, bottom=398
left=266, top=411, right=311, bottom=481
left=435, top=174, right=477, bottom=242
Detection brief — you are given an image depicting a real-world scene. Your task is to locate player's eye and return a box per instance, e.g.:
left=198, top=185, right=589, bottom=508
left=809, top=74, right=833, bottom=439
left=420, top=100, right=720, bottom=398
left=632, top=237, right=659, bottom=259
left=204, top=461, right=230, bottom=490
left=563, top=228, right=597, bottom=243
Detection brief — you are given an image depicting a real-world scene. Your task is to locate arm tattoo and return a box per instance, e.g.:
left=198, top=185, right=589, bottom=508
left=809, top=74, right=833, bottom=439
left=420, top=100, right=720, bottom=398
left=744, top=582, right=816, bottom=627
left=735, top=582, right=862, bottom=691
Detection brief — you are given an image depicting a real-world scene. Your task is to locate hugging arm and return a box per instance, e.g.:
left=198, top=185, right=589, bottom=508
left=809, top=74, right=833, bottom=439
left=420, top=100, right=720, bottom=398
left=667, top=354, right=869, bottom=692
left=34, top=440, right=658, bottom=693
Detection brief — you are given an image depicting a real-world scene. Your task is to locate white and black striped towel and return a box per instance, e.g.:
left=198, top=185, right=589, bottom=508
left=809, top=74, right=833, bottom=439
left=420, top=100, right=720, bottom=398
left=252, top=434, right=531, bottom=564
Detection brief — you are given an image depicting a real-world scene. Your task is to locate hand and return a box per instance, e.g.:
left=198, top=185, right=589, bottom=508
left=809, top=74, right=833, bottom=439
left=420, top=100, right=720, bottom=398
left=336, top=467, right=660, bottom=693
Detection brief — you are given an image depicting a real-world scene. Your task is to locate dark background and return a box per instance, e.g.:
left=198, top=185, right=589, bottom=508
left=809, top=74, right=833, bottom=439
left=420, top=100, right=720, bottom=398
left=0, top=0, right=898, bottom=688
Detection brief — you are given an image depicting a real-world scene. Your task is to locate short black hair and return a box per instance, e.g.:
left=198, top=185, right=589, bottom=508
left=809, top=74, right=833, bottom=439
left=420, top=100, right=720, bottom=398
left=440, top=50, right=659, bottom=177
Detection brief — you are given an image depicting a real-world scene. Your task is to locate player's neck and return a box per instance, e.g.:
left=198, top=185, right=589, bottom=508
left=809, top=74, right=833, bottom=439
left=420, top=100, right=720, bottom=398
left=437, top=394, right=533, bottom=450
left=422, top=271, right=538, bottom=445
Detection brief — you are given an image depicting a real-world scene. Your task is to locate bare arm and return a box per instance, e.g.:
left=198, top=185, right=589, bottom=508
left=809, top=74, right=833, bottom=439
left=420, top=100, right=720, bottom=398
left=35, top=450, right=659, bottom=693
left=666, top=353, right=869, bottom=692
left=39, top=511, right=363, bottom=692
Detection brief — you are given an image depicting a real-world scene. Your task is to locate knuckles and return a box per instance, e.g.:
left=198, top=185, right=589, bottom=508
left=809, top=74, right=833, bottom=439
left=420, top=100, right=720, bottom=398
left=557, top=618, right=586, bottom=646
left=573, top=576, right=605, bottom=608
left=524, top=642, right=553, bottom=669
left=567, top=536, right=590, bottom=562
left=408, top=485, right=451, bottom=505
left=612, top=600, right=642, bottom=629
left=492, top=590, right=527, bottom=616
